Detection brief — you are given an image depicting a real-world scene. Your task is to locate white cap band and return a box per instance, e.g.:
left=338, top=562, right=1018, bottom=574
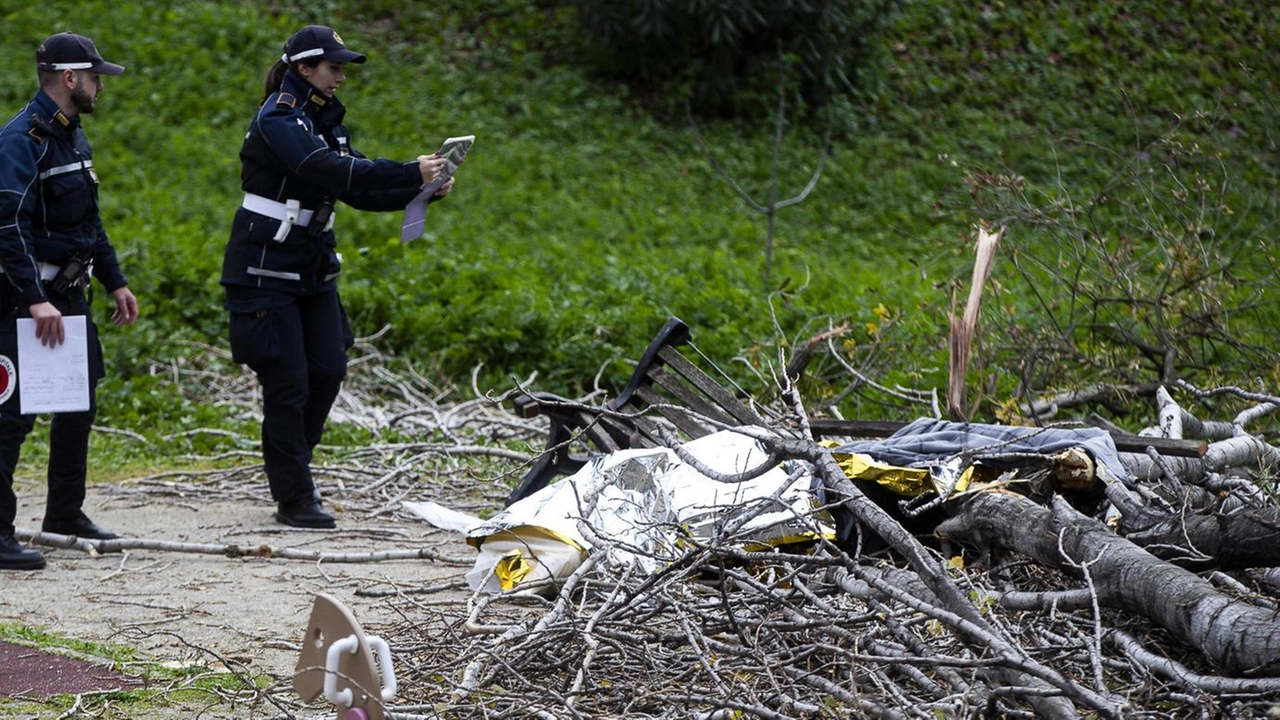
left=282, top=48, right=325, bottom=64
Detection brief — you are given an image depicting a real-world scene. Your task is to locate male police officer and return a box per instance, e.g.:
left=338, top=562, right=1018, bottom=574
left=0, top=32, right=139, bottom=570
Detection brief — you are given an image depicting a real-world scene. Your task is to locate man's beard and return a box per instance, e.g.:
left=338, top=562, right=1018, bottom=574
left=71, top=81, right=95, bottom=114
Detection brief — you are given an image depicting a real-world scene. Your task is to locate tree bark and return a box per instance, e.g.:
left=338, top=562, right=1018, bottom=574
left=784, top=439, right=1121, bottom=718
left=1122, top=435, right=1280, bottom=482
left=937, top=491, right=1280, bottom=676
left=1122, top=505, right=1280, bottom=570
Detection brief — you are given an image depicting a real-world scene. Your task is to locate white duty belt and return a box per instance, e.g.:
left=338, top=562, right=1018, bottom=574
left=242, top=193, right=335, bottom=242
left=0, top=262, right=67, bottom=282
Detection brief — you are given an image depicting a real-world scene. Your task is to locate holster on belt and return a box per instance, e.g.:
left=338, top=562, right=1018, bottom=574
left=47, top=252, right=94, bottom=295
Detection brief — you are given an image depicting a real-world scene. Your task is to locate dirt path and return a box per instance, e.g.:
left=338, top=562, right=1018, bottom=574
left=0, top=473, right=478, bottom=718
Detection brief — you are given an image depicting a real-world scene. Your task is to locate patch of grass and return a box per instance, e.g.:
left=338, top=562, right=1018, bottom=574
left=0, top=623, right=139, bottom=664
left=0, top=623, right=266, bottom=717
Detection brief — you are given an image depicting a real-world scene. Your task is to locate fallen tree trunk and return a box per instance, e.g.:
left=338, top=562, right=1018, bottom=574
left=1122, top=505, right=1280, bottom=570
left=937, top=490, right=1280, bottom=676
left=1120, top=434, right=1280, bottom=482
left=772, top=435, right=1123, bottom=718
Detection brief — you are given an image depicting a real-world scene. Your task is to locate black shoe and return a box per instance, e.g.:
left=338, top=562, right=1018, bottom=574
left=42, top=512, right=120, bottom=540
left=0, top=534, right=46, bottom=571
left=274, top=500, right=336, bottom=529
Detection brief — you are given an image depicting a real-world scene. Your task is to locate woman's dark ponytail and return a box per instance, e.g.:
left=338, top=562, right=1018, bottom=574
left=260, top=58, right=323, bottom=105
left=261, top=60, right=288, bottom=105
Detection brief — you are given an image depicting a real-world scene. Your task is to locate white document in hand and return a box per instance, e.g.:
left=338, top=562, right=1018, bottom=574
left=16, top=315, right=90, bottom=414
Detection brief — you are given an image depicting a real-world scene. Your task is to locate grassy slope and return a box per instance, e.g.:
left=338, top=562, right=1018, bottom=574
left=0, top=0, right=1275, bottom=446
left=876, top=0, right=1280, bottom=408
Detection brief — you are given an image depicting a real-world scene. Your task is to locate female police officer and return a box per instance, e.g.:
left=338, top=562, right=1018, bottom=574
left=220, top=26, right=451, bottom=528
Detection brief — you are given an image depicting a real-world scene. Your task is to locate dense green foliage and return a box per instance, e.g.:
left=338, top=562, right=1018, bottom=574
left=572, top=0, right=903, bottom=114
left=0, top=0, right=1276, bottom=444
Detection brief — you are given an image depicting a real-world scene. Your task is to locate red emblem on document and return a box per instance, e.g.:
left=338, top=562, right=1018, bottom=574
left=0, top=355, right=15, bottom=405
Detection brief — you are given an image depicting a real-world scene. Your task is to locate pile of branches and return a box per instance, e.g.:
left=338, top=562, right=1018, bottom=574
left=376, top=385, right=1280, bottom=719
left=139, top=338, right=1280, bottom=718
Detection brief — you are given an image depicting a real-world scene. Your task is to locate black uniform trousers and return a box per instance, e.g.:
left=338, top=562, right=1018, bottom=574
left=228, top=287, right=349, bottom=505
left=0, top=284, right=102, bottom=536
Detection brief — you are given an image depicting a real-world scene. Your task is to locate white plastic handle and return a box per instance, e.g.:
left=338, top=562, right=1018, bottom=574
left=366, top=635, right=398, bottom=702
left=322, top=634, right=398, bottom=707
left=323, top=635, right=360, bottom=707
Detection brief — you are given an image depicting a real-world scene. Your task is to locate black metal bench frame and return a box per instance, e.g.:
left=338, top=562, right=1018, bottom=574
left=509, top=316, right=782, bottom=505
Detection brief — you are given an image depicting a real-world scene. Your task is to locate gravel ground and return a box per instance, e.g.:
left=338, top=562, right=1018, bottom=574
left=0, top=473, right=478, bottom=719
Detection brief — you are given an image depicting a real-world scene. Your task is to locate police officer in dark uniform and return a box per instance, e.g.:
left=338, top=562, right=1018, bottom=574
left=221, top=26, right=451, bottom=529
left=0, top=33, right=139, bottom=570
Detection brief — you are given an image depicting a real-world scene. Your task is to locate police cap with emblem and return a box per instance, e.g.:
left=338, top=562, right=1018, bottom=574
left=36, top=32, right=125, bottom=75
left=282, top=25, right=367, bottom=65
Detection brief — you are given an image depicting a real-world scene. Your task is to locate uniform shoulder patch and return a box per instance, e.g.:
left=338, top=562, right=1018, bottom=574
left=276, top=92, right=297, bottom=109
left=27, top=126, right=47, bottom=144
left=0, top=354, right=15, bottom=406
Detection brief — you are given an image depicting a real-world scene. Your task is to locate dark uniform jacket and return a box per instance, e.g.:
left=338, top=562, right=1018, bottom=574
left=0, top=90, right=128, bottom=309
left=220, top=69, right=424, bottom=296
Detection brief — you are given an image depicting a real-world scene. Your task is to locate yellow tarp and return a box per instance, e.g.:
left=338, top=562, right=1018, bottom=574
left=830, top=450, right=974, bottom=497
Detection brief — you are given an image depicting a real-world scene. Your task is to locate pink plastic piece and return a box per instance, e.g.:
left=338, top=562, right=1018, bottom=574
left=344, top=709, right=370, bottom=720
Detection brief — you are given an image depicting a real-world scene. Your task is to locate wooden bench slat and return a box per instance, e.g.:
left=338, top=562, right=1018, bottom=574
left=646, top=365, right=739, bottom=427
left=634, top=384, right=718, bottom=439
left=655, top=346, right=767, bottom=427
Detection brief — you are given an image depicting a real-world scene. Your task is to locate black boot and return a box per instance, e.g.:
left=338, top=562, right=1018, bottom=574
left=275, top=499, right=336, bottom=529
left=42, top=511, right=120, bottom=540
left=0, top=534, right=46, bottom=571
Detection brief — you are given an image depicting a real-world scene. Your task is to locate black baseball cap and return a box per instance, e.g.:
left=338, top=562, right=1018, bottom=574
left=281, top=25, right=367, bottom=65
left=36, top=32, right=125, bottom=75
